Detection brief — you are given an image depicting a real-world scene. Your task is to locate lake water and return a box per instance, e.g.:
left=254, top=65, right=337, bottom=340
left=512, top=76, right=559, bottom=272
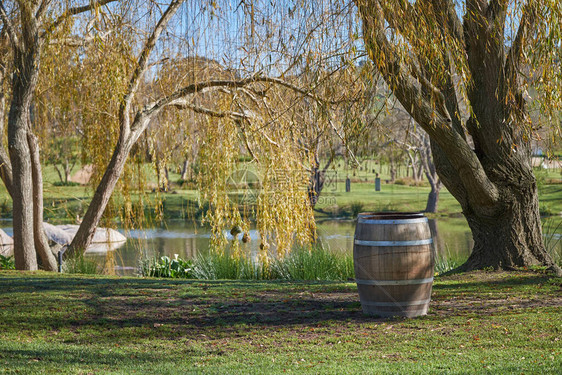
left=3, top=215, right=562, bottom=275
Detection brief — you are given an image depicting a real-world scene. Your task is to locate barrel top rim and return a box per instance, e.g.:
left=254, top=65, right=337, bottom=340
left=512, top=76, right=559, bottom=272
left=358, top=217, right=428, bottom=224
left=357, top=211, right=425, bottom=218
left=357, top=212, right=428, bottom=223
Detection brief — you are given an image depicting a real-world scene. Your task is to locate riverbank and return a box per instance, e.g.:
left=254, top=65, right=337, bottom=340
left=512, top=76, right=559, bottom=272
left=0, top=270, right=560, bottom=374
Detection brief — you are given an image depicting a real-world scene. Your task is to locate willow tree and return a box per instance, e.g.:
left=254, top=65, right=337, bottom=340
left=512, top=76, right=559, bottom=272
left=66, top=0, right=345, bottom=259
left=356, top=0, right=562, bottom=274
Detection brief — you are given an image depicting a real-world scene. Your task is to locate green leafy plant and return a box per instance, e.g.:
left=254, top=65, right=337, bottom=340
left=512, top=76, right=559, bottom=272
left=141, top=254, right=193, bottom=278
left=0, top=254, right=15, bottom=270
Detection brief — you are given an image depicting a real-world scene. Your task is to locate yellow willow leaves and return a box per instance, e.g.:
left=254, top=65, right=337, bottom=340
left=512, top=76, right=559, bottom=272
left=197, top=109, right=242, bottom=253
left=527, top=0, right=562, bottom=146
left=77, top=32, right=148, bottom=227
left=196, top=89, right=315, bottom=261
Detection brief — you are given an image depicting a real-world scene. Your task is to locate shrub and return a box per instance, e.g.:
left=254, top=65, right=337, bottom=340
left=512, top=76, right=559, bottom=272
left=191, top=251, right=265, bottom=280
left=53, top=181, right=80, bottom=187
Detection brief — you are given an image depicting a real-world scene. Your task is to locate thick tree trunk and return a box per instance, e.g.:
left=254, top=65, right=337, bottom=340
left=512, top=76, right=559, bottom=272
left=8, top=57, right=38, bottom=270
left=308, top=151, right=335, bottom=208
left=28, top=133, right=57, bottom=271
left=64, top=159, right=73, bottom=184
left=461, top=180, right=551, bottom=271
left=389, top=156, right=396, bottom=182
left=433, top=140, right=561, bottom=274
left=65, top=136, right=134, bottom=257
left=9, top=109, right=36, bottom=270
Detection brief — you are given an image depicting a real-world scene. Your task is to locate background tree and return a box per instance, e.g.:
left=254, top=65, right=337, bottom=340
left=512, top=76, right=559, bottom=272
left=356, top=0, right=562, bottom=274
left=383, top=106, right=442, bottom=212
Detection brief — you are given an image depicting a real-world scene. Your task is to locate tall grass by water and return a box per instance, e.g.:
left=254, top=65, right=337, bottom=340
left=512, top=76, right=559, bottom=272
left=141, top=244, right=354, bottom=281
left=63, top=253, right=100, bottom=274
left=544, top=218, right=562, bottom=266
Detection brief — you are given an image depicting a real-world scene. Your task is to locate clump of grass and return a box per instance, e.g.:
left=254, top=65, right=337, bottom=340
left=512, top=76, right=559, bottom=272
left=434, top=256, right=462, bottom=275
left=270, top=245, right=354, bottom=281
left=191, top=251, right=266, bottom=280
left=434, top=244, right=465, bottom=275
left=63, top=254, right=100, bottom=274
left=543, top=218, right=562, bottom=266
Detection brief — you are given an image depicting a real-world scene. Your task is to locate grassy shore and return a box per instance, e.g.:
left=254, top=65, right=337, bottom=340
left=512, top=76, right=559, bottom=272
left=0, top=270, right=560, bottom=374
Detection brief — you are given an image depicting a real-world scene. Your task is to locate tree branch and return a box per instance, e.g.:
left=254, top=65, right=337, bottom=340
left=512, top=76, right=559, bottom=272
left=49, top=28, right=114, bottom=47
left=136, top=75, right=345, bottom=130
left=35, top=0, right=51, bottom=21
left=171, top=99, right=251, bottom=120
left=0, top=60, right=13, bottom=197
left=121, top=0, right=184, bottom=136
left=487, top=0, right=509, bottom=22
left=505, top=1, right=538, bottom=91
left=433, top=0, right=464, bottom=45
left=0, top=0, right=21, bottom=51
left=44, top=0, right=118, bottom=36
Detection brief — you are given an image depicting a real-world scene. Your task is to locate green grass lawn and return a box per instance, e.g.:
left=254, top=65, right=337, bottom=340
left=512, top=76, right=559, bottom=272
left=0, top=270, right=560, bottom=374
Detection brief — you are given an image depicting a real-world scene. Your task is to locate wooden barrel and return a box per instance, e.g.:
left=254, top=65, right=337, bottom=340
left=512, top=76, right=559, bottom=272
left=353, top=212, right=434, bottom=318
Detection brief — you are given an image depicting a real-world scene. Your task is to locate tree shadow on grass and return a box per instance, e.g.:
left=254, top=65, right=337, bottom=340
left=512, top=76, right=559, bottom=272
left=1, top=272, right=560, bottom=343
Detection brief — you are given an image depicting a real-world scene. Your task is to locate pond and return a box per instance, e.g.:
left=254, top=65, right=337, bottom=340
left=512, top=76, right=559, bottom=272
left=2, top=215, right=561, bottom=275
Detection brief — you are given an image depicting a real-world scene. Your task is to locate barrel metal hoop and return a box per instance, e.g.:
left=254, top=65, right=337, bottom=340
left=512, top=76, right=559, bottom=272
left=358, top=218, right=428, bottom=225
left=355, top=277, right=434, bottom=286
left=360, top=298, right=431, bottom=307
left=354, top=239, right=433, bottom=247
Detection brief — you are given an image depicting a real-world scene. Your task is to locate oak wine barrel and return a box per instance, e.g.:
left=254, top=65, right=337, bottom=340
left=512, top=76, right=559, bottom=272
left=353, top=212, right=434, bottom=318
